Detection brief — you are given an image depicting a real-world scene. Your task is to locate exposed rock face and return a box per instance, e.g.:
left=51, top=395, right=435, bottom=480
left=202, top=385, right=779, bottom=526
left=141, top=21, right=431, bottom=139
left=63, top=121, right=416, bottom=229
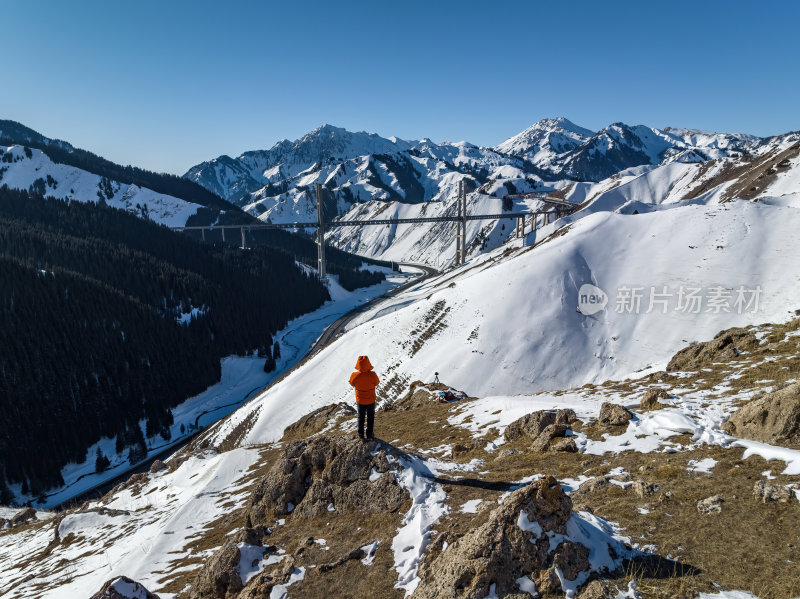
left=578, top=580, right=618, bottom=599
left=723, top=382, right=800, bottom=448
left=237, top=555, right=298, bottom=599
left=9, top=507, right=36, bottom=527
left=666, top=328, right=758, bottom=371
left=282, top=402, right=355, bottom=439
left=187, top=527, right=272, bottom=599
left=640, top=388, right=669, bottom=411
left=697, top=495, right=723, bottom=514
left=90, top=576, right=160, bottom=599
left=598, top=403, right=633, bottom=426
left=504, top=409, right=577, bottom=442
left=550, top=438, right=579, bottom=453
left=245, top=436, right=408, bottom=526
left=753, top=480, right=796, bottom=503
left=414, top=475, right=601, bottom=598
left=149, top=459, right=167, bottom=474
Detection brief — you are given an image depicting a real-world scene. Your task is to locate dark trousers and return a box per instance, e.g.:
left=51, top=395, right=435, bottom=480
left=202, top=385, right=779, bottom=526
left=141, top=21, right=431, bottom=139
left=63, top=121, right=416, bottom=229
left=358, top=402, right=375, bottom=439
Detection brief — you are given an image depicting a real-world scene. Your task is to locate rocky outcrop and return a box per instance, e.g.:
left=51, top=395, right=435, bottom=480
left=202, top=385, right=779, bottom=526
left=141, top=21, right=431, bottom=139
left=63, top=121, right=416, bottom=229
left=577, top=580, right=618, bottom=599
left=723, top=382, right=800, bottom=448
left=386, top=382, right=468, bottom=411
left=187, top=527, right=272, bottom=599
left=90, top=576, right=160, bottom=599
left=753, top=480, right=798, bottom=503
left=245, top=435, right=408, bottom=526
left=149, top=459, right=167, bottom=474
left=504, top=409, right=577, bottom=442
left=9, top=507, right=37, bottom=527
left=598, top=403, right=633, bottom=426
left=237, top=556, right=298, bottom=599
left=414, top=475, right=610, bottom=598
left=640, top=388, right=669, bottom=411
left=549, top=437, right=579, bottom=453
left=282, top=403, right=355, bottom=439
left=666, top=328, right=758, bottom=371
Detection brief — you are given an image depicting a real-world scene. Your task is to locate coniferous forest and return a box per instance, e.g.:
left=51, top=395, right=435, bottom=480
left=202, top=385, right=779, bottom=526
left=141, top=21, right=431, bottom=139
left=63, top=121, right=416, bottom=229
left=0, top=185, right=384, bottom=500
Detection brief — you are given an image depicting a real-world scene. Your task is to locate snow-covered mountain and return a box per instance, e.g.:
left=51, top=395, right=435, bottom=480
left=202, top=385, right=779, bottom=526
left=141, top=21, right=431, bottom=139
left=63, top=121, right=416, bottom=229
left=185, top=119, right=780, bottom=237
left=0, top=144, right=208, bottom=227
left=557, top=123, right=764, bottom=182
left=326, top=132, right=799, bottom=267
left=184, top=124, right=417, bottom=204
left=3, top=120, right=799, bottom=599
left=495, top=117, right=595, bottom=168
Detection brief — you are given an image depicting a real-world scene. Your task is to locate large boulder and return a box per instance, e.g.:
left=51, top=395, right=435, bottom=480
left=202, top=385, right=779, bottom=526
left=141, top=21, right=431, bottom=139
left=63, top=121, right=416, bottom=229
left=640, top=388, right=669, bottom=411
left=529, top=424, right=570, bottom=452
left=504, top=409, right=576, bottom=443
left=723, top=382, right=800, bottom=448
left=414, top=475, right=603, bottom=598
left=90, top=576, right=160, bottom=599
left=753, top=480, right=797, bottom=503
left=666, top=327, right=758, bottom=371
left=245, top=436, right=408, bottom=526
left=187, top=527, right=272, bottom=599
left=598, top=403, right=633, bottom=427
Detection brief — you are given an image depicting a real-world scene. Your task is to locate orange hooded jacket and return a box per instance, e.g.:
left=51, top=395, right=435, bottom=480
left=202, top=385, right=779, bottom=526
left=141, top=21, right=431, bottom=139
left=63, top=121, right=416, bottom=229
left=349, top=355, right=380, bottom=405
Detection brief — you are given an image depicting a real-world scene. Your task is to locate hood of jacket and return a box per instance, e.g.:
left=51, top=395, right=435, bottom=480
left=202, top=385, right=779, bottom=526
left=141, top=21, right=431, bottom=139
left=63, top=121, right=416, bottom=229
left=355, top=355, right=373, bottom=372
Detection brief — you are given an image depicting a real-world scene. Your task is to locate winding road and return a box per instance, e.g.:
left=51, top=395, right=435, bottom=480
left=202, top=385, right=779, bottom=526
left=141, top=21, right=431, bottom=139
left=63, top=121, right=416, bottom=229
left=51, top=262, right=438, bottom=510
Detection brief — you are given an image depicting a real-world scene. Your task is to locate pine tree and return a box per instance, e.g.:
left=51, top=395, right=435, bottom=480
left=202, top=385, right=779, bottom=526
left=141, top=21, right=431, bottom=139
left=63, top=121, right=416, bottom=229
left=94, top=447, right=110, bottom=473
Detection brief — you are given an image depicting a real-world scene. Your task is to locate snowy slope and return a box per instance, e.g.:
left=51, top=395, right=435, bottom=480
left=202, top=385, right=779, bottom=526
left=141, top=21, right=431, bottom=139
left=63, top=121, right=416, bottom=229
left=0, top=145, right=206, bottom=227
left=3, top=127, right=799, bottom=599
left=326, top=133, right=800, bottom=267
left=209, top=183, right=800, bottom=451
left=8, top=267, right=414, bottom=510
left=326, top=192, right=554, bottom=267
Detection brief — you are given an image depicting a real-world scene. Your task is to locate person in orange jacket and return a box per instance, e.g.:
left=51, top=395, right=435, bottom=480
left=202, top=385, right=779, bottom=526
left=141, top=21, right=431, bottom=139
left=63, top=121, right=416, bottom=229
left=349, top=355, right=380, bottom=440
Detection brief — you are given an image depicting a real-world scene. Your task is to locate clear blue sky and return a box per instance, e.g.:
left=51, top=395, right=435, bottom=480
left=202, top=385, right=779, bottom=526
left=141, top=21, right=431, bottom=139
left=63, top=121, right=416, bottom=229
left=1, top=0, right=798, bottom=175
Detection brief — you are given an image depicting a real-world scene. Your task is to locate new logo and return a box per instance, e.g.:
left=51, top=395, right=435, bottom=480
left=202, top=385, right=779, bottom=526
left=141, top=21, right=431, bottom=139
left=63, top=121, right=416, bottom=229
left=577, top=284, right=607, bottom=315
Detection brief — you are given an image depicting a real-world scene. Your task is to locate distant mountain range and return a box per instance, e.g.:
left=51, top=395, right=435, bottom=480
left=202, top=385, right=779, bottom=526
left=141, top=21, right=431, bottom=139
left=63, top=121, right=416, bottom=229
left=0, top=119, right=243, bottom=228
left=184, top=118, right=777, bottom=226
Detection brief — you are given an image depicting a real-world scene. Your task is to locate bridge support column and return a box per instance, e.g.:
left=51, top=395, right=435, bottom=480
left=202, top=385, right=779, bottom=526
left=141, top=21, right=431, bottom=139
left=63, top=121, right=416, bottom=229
left=316, top=183, right=327, bottom=279
left=221, top=227, right=226, bottom=243
left=241, top=227, right=246, bottom=249
left=455, top=180, right=463, bottom=266
left=201, top=228, right=205, bottom=241
left=461, top=184, right=467, bottom=263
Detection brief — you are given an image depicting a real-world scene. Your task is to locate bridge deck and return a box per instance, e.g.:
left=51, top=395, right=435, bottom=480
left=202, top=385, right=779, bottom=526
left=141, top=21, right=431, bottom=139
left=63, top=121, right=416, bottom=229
left=172, top=210, right=572, bottom=231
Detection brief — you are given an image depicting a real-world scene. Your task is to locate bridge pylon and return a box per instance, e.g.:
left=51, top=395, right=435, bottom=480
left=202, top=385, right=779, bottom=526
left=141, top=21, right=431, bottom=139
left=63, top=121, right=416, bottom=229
left=315, top=183, right=327, bottom=280
left=455, top=180, right=468, bottom=266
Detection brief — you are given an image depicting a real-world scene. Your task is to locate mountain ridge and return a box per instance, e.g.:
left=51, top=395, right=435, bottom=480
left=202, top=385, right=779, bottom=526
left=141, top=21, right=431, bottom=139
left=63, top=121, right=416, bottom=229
left=184, top=118, right=779, bottom=231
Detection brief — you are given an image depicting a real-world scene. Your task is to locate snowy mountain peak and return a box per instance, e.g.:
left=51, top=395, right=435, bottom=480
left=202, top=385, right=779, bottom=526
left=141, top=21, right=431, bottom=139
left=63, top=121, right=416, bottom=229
left=184, top=125, right=419, bottom=203
left=495, top=117, right=595, bottom=168
left=532, top=117, right=594, bottom=136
